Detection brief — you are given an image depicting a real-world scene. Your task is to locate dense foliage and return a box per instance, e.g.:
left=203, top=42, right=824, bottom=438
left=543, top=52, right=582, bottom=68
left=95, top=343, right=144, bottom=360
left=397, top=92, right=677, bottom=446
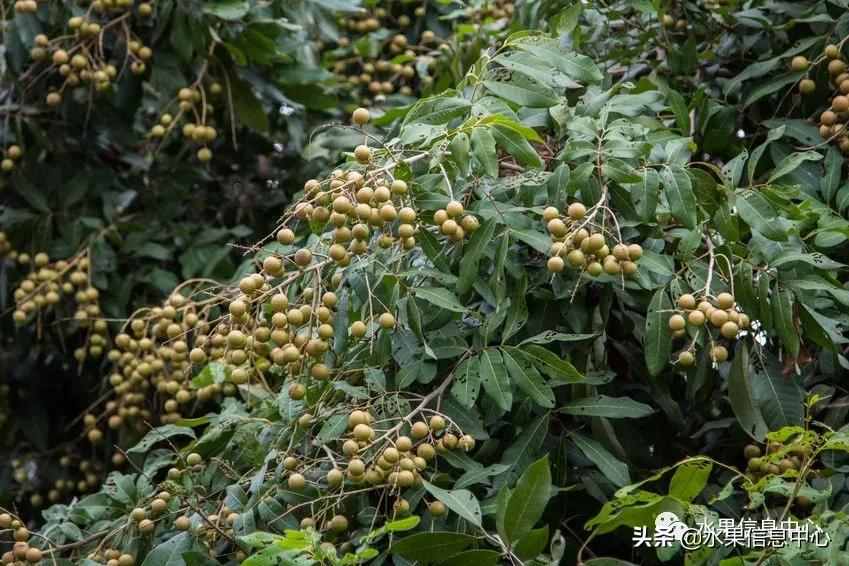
left=3, top=0, right=849, bottom=565
left=0, top=0, right=511, bottom=518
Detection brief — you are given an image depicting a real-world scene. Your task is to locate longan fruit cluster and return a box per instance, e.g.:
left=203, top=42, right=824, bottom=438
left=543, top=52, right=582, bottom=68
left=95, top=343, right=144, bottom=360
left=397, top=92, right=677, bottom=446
left=543, top=202, right=642, bottom=278
left=431, top=200, right=480, bottom=242
left=12, top=252, right=108, bottom=363
left=148, top=83, right=224, bottom=162
left=1, top=145, right=23, bottom=173
left=301, top=412, right=471, bottom=493
left=0, top=513, right=42, bottom=564
left=800, top=44, right=849, bottom=154
left=24, top=4, right=156, bottom=109
left=12, top=0, right=38, bottom=12
left=5, top=450, right=106, bottom=515
left=329, top=1, right=514, bottom=104
left=742, top=439, right=818, bottom=510
left=669, top=291, right=750, bottom=366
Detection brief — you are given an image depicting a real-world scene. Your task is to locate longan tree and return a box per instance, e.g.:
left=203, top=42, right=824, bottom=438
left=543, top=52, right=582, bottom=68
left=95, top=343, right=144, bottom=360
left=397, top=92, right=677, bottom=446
left=4, top=1, right=849, bottom=565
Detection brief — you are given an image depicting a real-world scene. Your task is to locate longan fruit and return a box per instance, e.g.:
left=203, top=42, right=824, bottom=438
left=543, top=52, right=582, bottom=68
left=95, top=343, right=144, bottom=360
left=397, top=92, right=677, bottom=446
left=411, top=421, right=429, bottom=439
left=352, top=107, right=370, bottom=126
left=799, top=79, right=816, bottom=95
left=790, top=56, right=809, bottom=72
left=721, top=321, right=739, bottom=339
left=567, top=202, right=586, bottom=220
left=826, top=44, right=841, bottom=59
left=276, top=228, right=295, bottom=245
left=429, top=500, right=447, bottom=516
left=677, top=351, right=695, bottom=367
left=354, top=145, right=371, bottom=163
left=709, top=309, right=729, bottom=327
left=547, top=256, right=565, bottom=273
left=429, top=415, right=446, bottom=431
left=743, top=444, right=761, bottom=459
left=378, top=312, right=395, bottom=329
left=287, top=473, right=306, bottom=490
left=687, top=310, right=706, bottom=326
left=711, top=345, right=729, bottom=363
left=186, top=452, right=202, bottom=466
left=677, top=294, right=696, bottom=310
left=829, top=59, right=847, bottom=76
left=834, top=96, right=849, bottom=113
left=668, top=314, right=686, bottom=331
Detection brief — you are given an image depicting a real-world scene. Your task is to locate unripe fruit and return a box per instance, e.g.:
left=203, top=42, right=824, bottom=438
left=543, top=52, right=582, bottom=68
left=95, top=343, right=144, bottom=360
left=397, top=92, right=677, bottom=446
left=197, top=148, right=212, bottom=162
left=826, top=44, right=841, bottom=59
left=743, top=444, right=761, bottom=459
left=186, top=452, right=202, bottom=466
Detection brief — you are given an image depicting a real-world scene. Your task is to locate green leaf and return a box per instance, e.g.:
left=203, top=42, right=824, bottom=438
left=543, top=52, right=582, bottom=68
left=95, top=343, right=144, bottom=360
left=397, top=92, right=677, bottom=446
left=771, top=252, right=845, bottom=271
left=772, top=287, right=799, bottom=358
left=483, top=79, right=559, bottom=108
left=767, top=151, right=823, bottom=184
left=422, top=482, right=482, bottom=526
left=438, top=550, right=501, bottom=566
left=471, top=126, right=498, bottom=177
left=511, top=345, right=584, bottom=384
left=385, top=516, right=421, bottom=532
left=504, top=456, right=551, bottom=544
left=668, top=459, right=712, bottom=502
left=127, top=425, right=196, bottom=466
left=450, top=355, right=481, bottom=408
left=390, top=532, right=475, bottom=564
left=558, top=395, right=654, bottom=419
left=660, top=166, right=697, bottom=229
left=513, top=525, right=550, bottom=561
left=502, top=348, right=555, bottom=408
left=140, top=533, right=192, bottom=566
left=728, top=344, right=768, bottom=441
left=645, top=289, right=672, bottom=377
left=203, top=0, right=250, bottom=20
left=414, top=287, right=468, bottom=313
left=458, top=218, right=496, bottom=294
left=735, top=189, right=787, bottom=241
left=229, top=75, right=269, bottom=132
left=571, top=433, right=630, bottom=487
left=480, top=349, right=512, bottom=411
left=491, top=125, right=543, bottom=169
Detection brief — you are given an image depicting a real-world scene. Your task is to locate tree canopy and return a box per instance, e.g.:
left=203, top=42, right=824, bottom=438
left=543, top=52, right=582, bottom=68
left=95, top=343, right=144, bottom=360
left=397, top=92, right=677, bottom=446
left=2, top=1, right=849, bottom=565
